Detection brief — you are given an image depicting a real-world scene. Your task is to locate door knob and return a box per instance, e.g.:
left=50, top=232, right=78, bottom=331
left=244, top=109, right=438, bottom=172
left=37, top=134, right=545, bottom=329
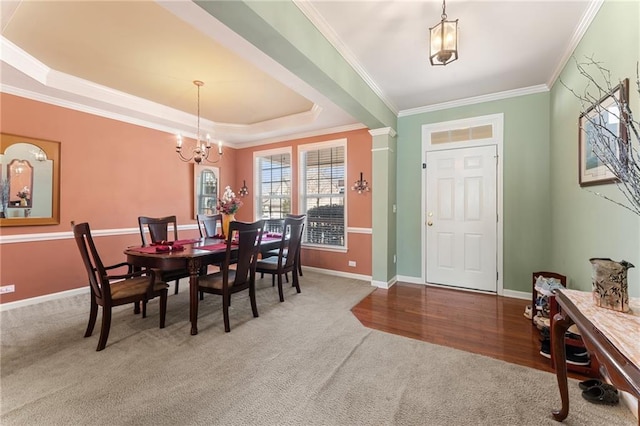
left=427, top=221, right=433, bottom=226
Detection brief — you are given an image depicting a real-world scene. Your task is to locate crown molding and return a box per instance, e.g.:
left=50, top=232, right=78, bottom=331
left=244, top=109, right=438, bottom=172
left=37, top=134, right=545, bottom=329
left=231, top=123, right=367, bottom=150
left=399, top=84, right=549, bottom=117
left=546, top=0, right=604, bottom=88
left=293, top=0, right=399, bottom=116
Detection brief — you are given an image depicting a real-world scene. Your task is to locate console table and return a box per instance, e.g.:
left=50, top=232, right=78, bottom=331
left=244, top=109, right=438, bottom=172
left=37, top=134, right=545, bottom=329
left=551, top=289, right=640, bottom=425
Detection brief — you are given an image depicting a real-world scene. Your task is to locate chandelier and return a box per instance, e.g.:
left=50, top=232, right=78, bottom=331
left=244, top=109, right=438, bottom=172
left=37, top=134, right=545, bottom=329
left=429, top=0, right=459, bottom=66
left=175, top=80, right=223, bottom=164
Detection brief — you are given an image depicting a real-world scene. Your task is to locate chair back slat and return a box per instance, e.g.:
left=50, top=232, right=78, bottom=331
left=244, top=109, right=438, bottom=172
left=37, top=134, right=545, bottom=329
left=72, top=222, right=110, bottom=302
left=197, top=214, right=222, bottom=238
left=225, top=220, right=264, bottom=287
left=283, top=216, right=305, bottom=269
left=138, top=216, right=178, bottom=245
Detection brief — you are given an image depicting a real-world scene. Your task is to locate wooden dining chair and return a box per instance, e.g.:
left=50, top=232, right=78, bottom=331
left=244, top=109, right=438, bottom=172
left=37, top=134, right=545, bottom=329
left=197, top=213, right=223, bottom=238
left=256, top=215, right=305, bottom=302
left=197, top=220, right=264, bottom=332
left=72, top=222, right=168, bottom=351
left=262, top=214, right=305, bottom=278
left=138, top=215, right=190, bottom=295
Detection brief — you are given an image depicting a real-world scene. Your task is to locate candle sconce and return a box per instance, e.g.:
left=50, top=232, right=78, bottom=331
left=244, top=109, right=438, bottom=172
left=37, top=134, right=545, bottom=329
left=239, top=180, right=249, bottom=197
left=351, top=172, right=370, bottom=194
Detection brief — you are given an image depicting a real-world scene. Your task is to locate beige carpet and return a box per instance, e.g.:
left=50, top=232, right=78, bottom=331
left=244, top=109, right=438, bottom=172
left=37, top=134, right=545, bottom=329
left=0, top=271, right=635, bottom=425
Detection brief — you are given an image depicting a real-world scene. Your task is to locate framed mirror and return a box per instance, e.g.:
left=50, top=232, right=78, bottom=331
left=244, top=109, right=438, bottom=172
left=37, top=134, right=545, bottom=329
left=1, top=133, right=61, bottom=226
left=194, top=164, right=219, bottom=219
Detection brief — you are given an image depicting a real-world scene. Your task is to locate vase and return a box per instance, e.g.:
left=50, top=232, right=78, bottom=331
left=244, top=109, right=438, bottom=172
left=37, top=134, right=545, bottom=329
left=222, top=213, right=235, bottom=238
left=590, top=258, right=634, bottom=313
left=20, top=198, right=27, bottom=207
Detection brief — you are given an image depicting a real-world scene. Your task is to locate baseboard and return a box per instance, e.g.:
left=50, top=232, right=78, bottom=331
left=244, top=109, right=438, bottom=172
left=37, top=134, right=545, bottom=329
left=502, top=289, right=531, bottom=300
left=298, top=266, right=371, bottom=282
left=0, top=286, right=90, bottom=312
left=371, top=276, right=397, bottom=289
left=620, top=391, right=639, bottom=421
left=396, top=275, right=424, bottom=284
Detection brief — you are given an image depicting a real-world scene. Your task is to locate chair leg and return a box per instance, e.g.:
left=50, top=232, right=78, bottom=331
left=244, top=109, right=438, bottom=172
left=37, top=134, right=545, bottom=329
left=199, top=291, right=204, bottom=301
left=97, top=307, right=112, bottom=351
left=174, top=280, right=180, bottom=295
left=285, top=272, right=289, bottom=283
left=159, top=291, right=167, bottom=329
left=277, top=272, right=285, bottom=303
left=271, top=273, right=275, bottom=287
left=250, top=282, right=259, bottom=318
left=293, top=268, right=301, bottom=294
left=222, top=292, right=231, bottom=333
left=142, top=300, right=147, bottom=318
left=133, top=301, right=141, bottom=315
left=84, top=297, right=98, bottom=337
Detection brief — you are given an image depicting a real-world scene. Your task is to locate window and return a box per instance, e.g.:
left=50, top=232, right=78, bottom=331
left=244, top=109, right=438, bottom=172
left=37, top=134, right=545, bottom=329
left=254, top=148, right=292, bottom=219
left=299, top=140, right=346, bottom=248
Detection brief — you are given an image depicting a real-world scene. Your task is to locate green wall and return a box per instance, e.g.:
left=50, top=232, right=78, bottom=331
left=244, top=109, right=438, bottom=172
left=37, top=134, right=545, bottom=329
left=397, top=94, right=552, bottom=292
left=549, top=0, right=640, bottom=296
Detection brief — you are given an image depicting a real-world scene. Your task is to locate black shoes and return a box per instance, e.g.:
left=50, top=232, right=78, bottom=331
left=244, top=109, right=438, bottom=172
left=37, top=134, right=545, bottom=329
left=539, top=340, right=590, bottom=365
left=579, top=379, right=619, bottom=405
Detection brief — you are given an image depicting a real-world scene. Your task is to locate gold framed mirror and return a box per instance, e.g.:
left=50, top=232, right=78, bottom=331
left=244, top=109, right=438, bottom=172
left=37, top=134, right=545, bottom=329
left=1, top=133, right=61, bottom=226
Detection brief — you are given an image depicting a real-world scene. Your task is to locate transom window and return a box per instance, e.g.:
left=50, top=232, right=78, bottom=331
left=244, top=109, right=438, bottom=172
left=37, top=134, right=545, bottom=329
left=299, top=140, right=346, bottom=248
left=254, top=148, right=292, bottom=219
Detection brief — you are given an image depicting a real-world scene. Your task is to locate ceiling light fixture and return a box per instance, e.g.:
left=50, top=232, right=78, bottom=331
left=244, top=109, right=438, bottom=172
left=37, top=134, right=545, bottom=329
left=175, top=80, right=223, bottom=164
left=429, top=0, right=459, bottom=66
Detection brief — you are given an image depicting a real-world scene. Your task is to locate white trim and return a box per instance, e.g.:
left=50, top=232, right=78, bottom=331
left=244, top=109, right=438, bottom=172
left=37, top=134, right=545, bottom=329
left=502, top=289, right=531, bottom=301
left=292, top=1, right=399, bottom=116
left=301, top=265, right=371, bottom=282
left=0, top=286, right=89, bottom=312
left=546, top=0, right=604, bottom=89
left=232, top=123, right=366, bottom=150
left=399, top=85, right=548, bottom=117
left=396, top=275, right=424, bottom=285
left=298, top=138, right=348, bottom=250
left=0, top=224, right=198, bottom=244
left=371, top=147, right=393, bottom=153
left=371, top=276, right=397, bottom=289
left=368, top=127, right=396, bottom=138
left=421, top=113, right=504, bottom=295
left=347, top=227, right=372, bottom=234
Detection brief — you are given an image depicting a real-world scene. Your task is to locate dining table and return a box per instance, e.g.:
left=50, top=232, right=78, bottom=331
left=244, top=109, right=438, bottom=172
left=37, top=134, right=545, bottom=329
left=124, top=235, right=283, bottom=335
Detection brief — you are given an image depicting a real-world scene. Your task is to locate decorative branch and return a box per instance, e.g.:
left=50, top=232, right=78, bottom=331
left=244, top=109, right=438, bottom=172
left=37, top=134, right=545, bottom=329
left=561, top=56, right=640, bottom=216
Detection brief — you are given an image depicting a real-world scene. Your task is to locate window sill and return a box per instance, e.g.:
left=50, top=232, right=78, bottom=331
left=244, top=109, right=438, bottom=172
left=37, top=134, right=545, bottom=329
left=301, top=243, right=348, bottom=254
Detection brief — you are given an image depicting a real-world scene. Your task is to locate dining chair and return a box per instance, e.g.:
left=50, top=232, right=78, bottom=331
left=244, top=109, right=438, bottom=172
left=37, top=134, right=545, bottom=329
left=72, top=221, right=168, bottom=351
left=197, top=220, right=264, bottom=332
left=197, top=213, right=223, bottom=238
left=256, top=215, right=305, bottom=302
left=138, top=215, right=190, bottom=295
left=262, top=214, right=305, bottom=277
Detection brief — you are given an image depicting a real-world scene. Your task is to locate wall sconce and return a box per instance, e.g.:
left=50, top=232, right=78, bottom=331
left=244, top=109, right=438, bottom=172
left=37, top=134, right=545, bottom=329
left=351, top=172, right=370, bottom=194
left=239, top=180, right=249, bottom=197
left=429, top=0, right=459, bottom=66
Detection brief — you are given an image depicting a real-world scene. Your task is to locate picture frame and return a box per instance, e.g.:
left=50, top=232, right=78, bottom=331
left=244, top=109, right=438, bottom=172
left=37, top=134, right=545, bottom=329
left=193, top=164, right=219, bottom=219
left=578, top=78, right=629, bottom=187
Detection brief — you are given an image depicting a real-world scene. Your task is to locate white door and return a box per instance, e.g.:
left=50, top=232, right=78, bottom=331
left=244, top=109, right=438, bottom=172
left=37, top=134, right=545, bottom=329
left=425, top=145, right=497, bottom=292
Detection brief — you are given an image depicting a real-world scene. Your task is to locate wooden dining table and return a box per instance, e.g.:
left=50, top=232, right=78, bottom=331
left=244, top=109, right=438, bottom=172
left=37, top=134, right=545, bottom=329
left=124, top=236, right=282, bottom=335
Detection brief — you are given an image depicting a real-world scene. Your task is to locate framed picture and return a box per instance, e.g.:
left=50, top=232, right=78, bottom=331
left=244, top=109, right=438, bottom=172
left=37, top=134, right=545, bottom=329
left=193, top=164, right=219, bottom=219
left=578, top=78, right=629, bottom=187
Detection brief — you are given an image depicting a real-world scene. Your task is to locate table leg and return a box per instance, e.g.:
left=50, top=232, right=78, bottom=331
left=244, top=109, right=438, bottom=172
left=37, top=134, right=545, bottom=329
left=552, top=310, right=573, bottom=422
left=188, top=258, right=202, bottom=336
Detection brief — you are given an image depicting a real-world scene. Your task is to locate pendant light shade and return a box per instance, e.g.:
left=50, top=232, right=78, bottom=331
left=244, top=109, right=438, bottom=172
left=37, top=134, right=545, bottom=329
left=429, top=0, right=459, bottom=66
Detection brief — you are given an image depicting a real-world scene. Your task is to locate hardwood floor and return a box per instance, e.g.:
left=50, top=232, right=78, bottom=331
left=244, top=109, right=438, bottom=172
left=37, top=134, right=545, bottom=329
left=351, top=282, right=589, bottom=380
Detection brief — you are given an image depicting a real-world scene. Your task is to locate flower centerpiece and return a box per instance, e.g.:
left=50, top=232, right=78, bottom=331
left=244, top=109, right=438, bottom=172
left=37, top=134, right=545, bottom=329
left=218, top=186, right=243, bottom=237
left=16, top=186, right=30, bottom=206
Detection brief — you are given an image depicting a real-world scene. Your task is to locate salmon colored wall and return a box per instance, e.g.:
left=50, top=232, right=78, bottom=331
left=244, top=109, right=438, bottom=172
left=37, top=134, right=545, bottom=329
left=234, top=129, right=373, bottom=276
left=0, top=94, right=372, bottom=304
left=0, top=93, right=233, bottom=303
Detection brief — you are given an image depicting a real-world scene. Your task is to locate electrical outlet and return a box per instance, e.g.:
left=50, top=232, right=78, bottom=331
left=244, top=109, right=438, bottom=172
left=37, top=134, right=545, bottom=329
left=348, top=260, right=356, bottom=267
left=0, top=284, right=15, bottom=294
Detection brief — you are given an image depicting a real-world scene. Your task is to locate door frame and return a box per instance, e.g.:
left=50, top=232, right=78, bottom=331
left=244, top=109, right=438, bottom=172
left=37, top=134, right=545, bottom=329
left=421, top=113, right=504, bottom=295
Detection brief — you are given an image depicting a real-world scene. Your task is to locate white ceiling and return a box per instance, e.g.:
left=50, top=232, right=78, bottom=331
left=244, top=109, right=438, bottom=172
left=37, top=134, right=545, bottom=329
left=0, top=0, right=599, bottom=147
